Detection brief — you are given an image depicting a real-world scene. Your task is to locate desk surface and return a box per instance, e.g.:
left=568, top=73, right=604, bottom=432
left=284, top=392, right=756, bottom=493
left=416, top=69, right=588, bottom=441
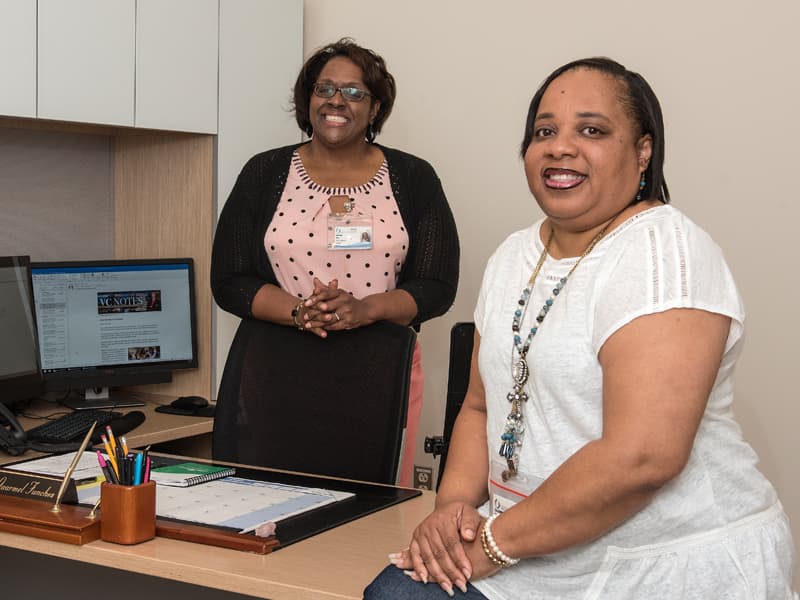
left=0, top=483, right=434, bottom=599
left=1, top=393, right=213, bottom=466
left=1, top=402, right=431, bottom=598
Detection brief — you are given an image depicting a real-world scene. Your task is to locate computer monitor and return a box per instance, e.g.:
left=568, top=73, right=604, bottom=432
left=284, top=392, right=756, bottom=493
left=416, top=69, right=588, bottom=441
left=30, top=258, right=198, bottom=409
left=0, top=256, right=44, bottom=450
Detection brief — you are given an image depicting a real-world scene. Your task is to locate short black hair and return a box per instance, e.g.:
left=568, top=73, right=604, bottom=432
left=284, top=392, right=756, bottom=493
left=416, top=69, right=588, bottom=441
left=293, top=38, right=396, bottom=139
left=520, top=57, right=669, bottom=203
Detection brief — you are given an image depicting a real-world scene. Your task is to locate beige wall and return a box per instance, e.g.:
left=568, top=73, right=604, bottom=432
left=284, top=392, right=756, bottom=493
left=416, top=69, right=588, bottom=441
left=305, top=0, right=800, bottom=572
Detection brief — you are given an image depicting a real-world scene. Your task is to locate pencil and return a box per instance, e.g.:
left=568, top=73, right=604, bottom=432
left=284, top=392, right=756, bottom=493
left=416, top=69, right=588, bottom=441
left=106, top=424, right=118, bottom=455
left=101, top=434, right=119, bottom=478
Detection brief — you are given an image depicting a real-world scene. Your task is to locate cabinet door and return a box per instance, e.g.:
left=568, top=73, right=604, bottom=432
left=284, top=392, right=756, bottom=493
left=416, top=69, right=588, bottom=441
left=0, top=0, right=36, bottom=118
left=136, top=0, right=219, bottom=133
left=38, top=0, right=135, bottom=126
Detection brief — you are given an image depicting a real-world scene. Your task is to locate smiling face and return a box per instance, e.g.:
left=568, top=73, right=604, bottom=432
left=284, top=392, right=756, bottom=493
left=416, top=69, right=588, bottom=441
left=309, top=56, right=380, bottom=150
left=524, top=68, right=652, bottom=233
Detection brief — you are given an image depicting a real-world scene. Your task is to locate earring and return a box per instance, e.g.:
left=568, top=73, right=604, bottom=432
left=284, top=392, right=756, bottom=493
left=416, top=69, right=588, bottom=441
left=366, top=122, right=376, bottom=143
left=635, top=173, right=646, bottom=201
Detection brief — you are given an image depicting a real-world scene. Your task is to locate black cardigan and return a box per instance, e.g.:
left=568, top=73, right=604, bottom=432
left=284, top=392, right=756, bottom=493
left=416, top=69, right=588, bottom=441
left=211, top=142, right=460, bottom=329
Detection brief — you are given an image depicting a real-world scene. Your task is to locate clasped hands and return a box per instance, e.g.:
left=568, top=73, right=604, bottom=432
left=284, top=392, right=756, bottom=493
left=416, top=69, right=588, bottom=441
left=296, top=277, right=372, bottom=337
left=388, top=502, right=499, bottom=596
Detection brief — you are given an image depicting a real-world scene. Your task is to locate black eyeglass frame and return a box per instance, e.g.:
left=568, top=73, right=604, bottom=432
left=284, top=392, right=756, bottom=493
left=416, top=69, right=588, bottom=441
left=312, top=83, right=372, bottom=102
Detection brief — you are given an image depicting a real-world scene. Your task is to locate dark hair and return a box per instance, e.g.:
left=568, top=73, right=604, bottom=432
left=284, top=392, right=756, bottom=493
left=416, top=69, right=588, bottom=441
left=520, top=57, right=669, bottom=204
left=293, top=38, right=396, bottom=140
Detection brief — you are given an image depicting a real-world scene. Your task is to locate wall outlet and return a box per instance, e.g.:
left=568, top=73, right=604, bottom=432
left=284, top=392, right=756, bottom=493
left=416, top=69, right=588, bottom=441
left=413, top=465, right=433, bottom=490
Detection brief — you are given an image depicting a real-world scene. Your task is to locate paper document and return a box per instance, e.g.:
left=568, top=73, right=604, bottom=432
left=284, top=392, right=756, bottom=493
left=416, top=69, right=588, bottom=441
left=5, top=451, right=103, bottom=481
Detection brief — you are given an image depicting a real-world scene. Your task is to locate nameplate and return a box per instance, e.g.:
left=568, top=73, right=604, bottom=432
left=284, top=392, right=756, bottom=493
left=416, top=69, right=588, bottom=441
left=0, top=469, right=78, bottom=504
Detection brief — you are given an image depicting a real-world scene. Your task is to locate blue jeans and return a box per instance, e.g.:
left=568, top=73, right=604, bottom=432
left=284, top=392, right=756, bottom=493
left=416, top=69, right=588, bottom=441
left=364, top=564, right=489, bottom=599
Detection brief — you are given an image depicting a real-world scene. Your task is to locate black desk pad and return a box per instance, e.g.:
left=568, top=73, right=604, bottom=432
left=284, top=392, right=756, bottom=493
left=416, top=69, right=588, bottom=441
left=151, top=457, right=422, bottom=550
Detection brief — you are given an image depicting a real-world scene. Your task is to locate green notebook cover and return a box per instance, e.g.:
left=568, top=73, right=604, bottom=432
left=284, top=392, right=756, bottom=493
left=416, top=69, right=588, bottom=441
left=150, top=462, right=235, bottom=487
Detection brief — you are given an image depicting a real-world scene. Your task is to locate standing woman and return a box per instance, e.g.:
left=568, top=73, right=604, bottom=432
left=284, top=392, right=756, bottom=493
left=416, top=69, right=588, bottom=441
left=211, top=39, right=459, bottom=487
left=367, top=57, right=796, bottom=598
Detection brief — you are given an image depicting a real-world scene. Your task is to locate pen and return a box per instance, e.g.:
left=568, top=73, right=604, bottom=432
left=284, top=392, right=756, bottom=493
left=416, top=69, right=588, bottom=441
left=106, top=463, right=119, bottom=485
left=101, top=434, right=119, bottom=477
left=133, top=452, right=144, bottom=485
left=115, top=445, right=125, bottom=481
left=142, top=445, right=151, bottom=483
left=96, top=449, right=108, bottom=479
left=52, top=422, right=97, bottom=513
left=122, top=453, right=132, bottom=485
left=96, top=450, right=119, bottom=484
left=128, top=453, right=136, bottom=485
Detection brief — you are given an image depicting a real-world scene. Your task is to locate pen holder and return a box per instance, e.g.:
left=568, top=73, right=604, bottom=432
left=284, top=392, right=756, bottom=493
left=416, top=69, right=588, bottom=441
left=100, top=480, right=156, bottom=545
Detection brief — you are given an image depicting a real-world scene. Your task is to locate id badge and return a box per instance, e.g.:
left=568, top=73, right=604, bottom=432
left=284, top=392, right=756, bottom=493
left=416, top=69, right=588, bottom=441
left=489, top=459, right=544, bottom=515
left=327, top=213, right=373, bottom=250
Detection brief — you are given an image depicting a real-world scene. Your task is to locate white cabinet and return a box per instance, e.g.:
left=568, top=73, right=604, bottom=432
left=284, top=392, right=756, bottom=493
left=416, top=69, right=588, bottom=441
left=6, top=0, right=218, bottom=132
left=38, top=0, right=136, bottom=127
left=0, top=0, right=36, bottom=118
left=136, top=0, right=219, bottom=133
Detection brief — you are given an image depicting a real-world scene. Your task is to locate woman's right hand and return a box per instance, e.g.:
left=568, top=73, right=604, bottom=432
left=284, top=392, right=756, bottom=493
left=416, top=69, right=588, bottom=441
left=389, top=501, right=483, bottom=594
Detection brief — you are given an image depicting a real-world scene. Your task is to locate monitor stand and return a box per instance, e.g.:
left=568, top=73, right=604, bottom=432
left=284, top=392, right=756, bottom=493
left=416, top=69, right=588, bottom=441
left=62, top=387, right=145, bottom=411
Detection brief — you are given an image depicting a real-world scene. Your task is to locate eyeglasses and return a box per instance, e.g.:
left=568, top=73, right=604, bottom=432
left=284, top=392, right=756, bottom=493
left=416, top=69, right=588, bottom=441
left=312, top=83, right=372, bottom=102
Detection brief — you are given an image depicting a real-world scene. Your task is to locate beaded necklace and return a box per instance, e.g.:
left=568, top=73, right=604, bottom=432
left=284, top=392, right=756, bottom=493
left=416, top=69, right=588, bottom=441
left=500, top=222, right=610, bottom=481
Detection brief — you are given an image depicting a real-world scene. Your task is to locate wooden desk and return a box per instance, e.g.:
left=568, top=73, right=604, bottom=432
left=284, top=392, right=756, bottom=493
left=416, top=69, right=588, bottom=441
left=0, top=484, right=434, bottom=599
left=0, top=393, right=214, bottom=467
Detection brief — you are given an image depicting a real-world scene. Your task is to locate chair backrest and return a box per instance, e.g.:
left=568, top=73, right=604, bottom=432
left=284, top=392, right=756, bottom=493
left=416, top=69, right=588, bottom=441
left=436, top=321, right=475, bottom=488
left=212, top=318, right=416, bottom=485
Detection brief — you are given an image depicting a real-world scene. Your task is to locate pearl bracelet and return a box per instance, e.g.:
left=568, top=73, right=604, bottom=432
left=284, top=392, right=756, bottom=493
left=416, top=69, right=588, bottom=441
left=481, top=514, right=520, bottom=568
left=480, top=526, right=507, bottom=568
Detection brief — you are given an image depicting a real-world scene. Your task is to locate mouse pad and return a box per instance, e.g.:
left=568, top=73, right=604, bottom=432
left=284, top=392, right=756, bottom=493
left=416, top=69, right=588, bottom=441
left=155, top=405, right=215, bottom=417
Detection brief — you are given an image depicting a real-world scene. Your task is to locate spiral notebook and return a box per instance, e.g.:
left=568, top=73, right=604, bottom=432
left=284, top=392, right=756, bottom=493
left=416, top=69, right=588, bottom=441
left=150, top=462, right=236, bottom=487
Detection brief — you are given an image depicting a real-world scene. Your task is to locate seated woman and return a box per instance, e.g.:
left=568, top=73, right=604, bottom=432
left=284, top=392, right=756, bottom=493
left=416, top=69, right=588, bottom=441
left=210, top=38, right=459, bottom=487
left=365, top=57, right=797, bottom=598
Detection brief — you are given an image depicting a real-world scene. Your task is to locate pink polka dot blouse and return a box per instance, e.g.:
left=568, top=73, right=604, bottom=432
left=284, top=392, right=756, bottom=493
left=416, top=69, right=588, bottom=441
left=265, top=151, right=410, bottom=299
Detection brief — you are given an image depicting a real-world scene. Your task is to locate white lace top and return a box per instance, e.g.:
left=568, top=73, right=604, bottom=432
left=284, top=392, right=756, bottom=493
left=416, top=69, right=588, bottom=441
left=472, top=205, right=789, bottom=598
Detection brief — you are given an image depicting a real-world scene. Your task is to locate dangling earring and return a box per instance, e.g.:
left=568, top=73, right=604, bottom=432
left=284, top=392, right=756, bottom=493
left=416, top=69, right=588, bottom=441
left=366, top=122, right=376, bottom=144
left=635, top=173, right=646, bottom=201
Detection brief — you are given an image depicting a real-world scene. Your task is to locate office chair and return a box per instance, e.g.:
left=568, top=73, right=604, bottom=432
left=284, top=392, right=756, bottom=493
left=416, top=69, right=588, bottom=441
left=212, top=318, right=416, bottom=485
left=425, top=322, right=475, bottom=490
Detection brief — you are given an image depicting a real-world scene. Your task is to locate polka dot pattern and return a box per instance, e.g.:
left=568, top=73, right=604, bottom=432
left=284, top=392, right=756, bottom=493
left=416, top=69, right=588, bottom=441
left=265, top=151, right=409, bottom=298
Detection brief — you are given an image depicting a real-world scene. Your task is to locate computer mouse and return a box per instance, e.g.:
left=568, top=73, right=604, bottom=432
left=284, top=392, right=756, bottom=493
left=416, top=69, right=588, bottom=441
left=171, top=395, right=209, bottom=411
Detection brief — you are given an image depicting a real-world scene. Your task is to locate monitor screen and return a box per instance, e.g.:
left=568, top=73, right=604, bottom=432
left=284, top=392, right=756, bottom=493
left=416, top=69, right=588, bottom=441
left=0, top=256, right=43, bottom=407
left=30, top=258, right=197, bottom=403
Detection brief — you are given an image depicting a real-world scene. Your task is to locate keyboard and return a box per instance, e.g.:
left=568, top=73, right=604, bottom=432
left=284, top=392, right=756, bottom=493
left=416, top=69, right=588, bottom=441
left=26, top=409, right=121, bottom=444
